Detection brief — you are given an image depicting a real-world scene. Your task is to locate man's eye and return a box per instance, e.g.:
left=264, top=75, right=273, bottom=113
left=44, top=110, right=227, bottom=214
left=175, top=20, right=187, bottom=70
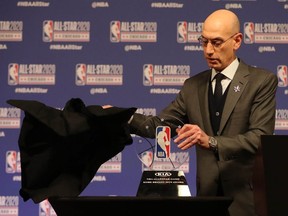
left=212, top=40, right=223, bottom=46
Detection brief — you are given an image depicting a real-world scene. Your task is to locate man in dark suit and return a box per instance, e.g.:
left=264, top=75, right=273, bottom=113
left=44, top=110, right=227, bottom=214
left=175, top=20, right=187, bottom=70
left=128, top=9, right=278, bottom=216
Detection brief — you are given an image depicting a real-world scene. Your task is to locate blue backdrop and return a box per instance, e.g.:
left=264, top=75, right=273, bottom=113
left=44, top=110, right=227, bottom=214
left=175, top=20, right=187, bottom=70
left=0, top=0, right=287, bottom=215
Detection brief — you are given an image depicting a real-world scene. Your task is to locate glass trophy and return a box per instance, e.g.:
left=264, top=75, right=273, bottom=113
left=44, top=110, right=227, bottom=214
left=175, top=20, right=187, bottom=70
left=133, top=114, right=191, bottom=197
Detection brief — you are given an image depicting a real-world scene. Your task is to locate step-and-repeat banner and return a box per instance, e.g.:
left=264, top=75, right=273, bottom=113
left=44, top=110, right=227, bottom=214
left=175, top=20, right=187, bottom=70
left=0, top=0, right=287, bottom=215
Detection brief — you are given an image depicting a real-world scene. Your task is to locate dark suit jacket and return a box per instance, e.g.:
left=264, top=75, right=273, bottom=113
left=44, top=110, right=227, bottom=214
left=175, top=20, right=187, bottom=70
left=7, top=98, right=136, bottom=204
left=129, top=60, right=278, bottom=216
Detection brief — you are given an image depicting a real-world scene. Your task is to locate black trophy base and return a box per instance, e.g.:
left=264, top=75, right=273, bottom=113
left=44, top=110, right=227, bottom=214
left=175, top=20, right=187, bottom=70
left=136, top=170, right=191, bottom=197
left=49, top=171, right=232, bottom=216
left=49, top=196, right=233, bottom=216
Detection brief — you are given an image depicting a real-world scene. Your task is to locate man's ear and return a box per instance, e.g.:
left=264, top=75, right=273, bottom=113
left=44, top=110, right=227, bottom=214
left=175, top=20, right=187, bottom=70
left=234, top=33, right=243, bottom=50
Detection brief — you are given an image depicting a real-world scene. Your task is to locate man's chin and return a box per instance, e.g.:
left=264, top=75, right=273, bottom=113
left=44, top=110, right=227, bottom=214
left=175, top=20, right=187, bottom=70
left=208, top=63, right=218, bottom=69
left=207, top=60, right=221, bottom=69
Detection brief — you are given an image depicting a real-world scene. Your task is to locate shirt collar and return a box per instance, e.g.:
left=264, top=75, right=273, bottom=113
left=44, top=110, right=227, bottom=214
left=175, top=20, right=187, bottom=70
left=211, top=58, right=239, bottom=81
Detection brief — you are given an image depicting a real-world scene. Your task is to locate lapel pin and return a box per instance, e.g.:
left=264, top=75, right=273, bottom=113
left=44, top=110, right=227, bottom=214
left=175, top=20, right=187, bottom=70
left=234, top=85, right=240, bottom=92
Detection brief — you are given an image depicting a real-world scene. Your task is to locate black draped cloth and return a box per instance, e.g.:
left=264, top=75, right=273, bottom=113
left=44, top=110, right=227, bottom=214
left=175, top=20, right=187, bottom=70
left=6, top=98, right=137, bottom=204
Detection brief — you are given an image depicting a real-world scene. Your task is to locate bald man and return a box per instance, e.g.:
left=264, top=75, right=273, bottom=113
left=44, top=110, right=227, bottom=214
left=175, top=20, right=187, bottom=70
left=128, top=9, right=278, bottom=216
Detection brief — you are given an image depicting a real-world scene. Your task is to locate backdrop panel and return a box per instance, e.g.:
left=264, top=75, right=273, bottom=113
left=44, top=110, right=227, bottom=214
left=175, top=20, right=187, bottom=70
left=0, top=0, right=287, bottom=215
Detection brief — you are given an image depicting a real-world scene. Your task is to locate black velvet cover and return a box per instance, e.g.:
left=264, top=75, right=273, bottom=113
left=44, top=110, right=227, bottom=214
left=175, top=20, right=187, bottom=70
left=7, top=98, right=137, bottom=203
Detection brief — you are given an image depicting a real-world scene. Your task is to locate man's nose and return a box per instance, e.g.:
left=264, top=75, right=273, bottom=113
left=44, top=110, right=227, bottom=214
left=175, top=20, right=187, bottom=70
left=205, top=43, right=215, bottom=54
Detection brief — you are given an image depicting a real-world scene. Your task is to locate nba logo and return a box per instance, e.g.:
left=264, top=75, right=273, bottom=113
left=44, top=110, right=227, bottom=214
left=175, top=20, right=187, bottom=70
left=110, top=21, right=121, bottom=43
left=8, top=63, right=19, bottom=85
left=43, top=20, right=53, bottom=42
left=141, top=151, right=153, bottom=168
left=75, top=64, right=87, bottom=86
left=39, top=200, right=51, bottom=216
left=156, top=126, right=171, bottom=158
left=143, top=64, right=153, bottom=86
left=177, top=21, right=187, bottom=43
left=244, top=22, right=254, bottom=44
left=6, top=151, right=17, bottom=173
left=277, top=65, right=288, bottom=87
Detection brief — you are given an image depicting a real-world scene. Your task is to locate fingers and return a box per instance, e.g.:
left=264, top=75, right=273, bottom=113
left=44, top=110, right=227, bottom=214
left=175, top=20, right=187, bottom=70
left=177, top=135, right=198, bottom=150
left=174, top=124, right=192, bottom=142
left=102, top=105, right=112, bottom=109
left=174, top=124, right=202, bottom=150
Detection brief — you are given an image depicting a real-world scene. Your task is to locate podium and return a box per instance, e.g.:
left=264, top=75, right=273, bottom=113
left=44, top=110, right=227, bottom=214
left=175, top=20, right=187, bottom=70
left=253, top=135, right=288, bottom=216
left=49, top=196, right=232, bottom=216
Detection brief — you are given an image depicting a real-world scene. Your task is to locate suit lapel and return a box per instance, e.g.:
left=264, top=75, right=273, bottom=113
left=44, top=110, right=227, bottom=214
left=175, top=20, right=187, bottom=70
left=198, top=70, right=214, bottom=134
left=219, top=61, right=250, bottom=133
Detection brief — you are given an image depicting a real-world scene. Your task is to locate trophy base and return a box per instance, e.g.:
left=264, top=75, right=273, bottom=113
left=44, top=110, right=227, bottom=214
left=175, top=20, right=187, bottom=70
left=136, top=170, right=191, bottom=197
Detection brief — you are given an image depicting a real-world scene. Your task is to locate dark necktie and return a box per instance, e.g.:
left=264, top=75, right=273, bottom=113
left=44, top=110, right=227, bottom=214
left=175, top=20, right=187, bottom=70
left=214, top=73, right=226, bottom=104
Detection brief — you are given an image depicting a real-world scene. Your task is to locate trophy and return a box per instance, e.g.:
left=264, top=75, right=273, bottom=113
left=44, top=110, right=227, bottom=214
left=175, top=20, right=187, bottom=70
left=133, top=114, right=191, bottom=197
